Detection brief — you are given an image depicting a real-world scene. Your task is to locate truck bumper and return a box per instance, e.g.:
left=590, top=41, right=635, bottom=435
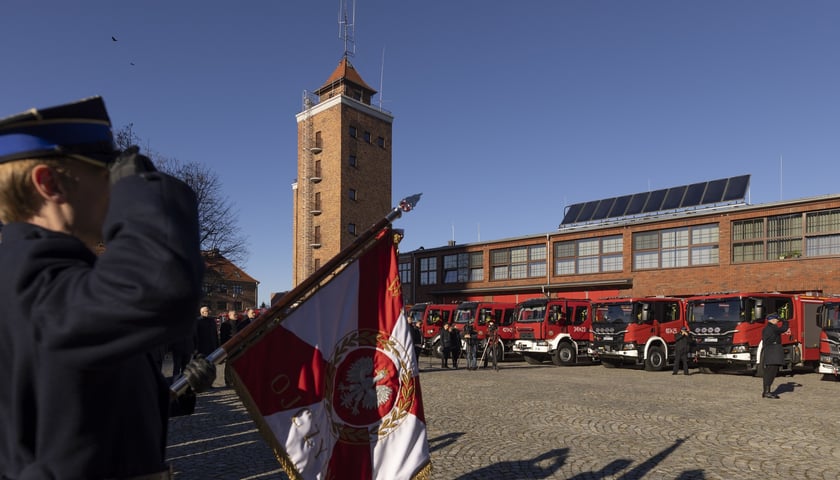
left=513, top=341, right=550, bottom=354
left=818, top=363, right=840, bottom=375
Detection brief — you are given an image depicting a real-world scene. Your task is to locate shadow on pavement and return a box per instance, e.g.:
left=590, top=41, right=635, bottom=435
left=453, top=448, right=569, bottom=480
left=449, top=437, right=700, bottom=480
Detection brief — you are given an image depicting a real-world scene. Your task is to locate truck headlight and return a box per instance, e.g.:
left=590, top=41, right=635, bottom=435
left=731, top=345, right=748, bottom=353
left=820, top=354, right=832, bottom=364
left=623, top=343, right=635, bottom=351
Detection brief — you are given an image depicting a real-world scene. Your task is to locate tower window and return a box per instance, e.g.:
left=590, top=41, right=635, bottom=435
left=314, top=131, right=323, bottom=149
left=363, top=131, right=371, bottom=143
left=349, top=126, right=357, bottom=138
left=349, top=155, right=357, bottom=167
left=349, top=188, right=358, bottom=201
left=377, top=136, right=385, bottom=148
left=348, top=223, right=357, bottom=235
left=314, top=159, right=322, bottom=178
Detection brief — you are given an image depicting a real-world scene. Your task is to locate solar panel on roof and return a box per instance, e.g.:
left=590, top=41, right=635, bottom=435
left=592, top=199, right=614, bottom=220
left=559, top=175, right=750, bottom=225
left=683, top=182, right=706, bottom=207
left=662, top=186, right=687, bottom=210
left=562, top=203, right=583, bottom=224
left=576, top=201, right=598, bottom=223
left=642, top=189, right=667, bottom=213
left=723, top=175, right=750, bottom=201
left=625, top=193, right=648, bottom=216
left=608, top=195, right=632, bottom=217
left=702, top=179, right=727, bottom=203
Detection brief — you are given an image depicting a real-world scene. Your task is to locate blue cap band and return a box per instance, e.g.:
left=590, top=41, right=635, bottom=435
left=0, top=122, right=115, bottom=164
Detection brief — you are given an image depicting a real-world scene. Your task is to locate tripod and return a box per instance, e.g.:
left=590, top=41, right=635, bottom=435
left=479, top=340, right=490, bottom=366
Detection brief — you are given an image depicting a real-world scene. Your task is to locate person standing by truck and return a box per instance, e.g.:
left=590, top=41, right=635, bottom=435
left=441, top=323, right=454, bottom=369
left=761, top=313, right=788, bottom=399
left=483, top=320, right=500, bottom=371
left=463, top=323, right=479, bottom=370
left=672, top=326, right=691, bottom=375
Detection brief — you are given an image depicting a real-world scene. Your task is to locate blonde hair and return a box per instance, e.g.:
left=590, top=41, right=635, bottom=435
left=0, top=157, right=83, bottom=223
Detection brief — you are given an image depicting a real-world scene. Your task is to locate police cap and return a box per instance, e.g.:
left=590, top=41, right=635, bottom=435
left=0, top=96, right=118, bottom=167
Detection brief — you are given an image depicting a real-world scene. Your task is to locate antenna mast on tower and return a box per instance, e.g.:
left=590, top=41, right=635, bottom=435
left=338, top=0, right=356, bottom=58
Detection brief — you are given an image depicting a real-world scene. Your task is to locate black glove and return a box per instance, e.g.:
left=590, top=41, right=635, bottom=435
left=181, top=354, right=217, bottom=393
left=109, top=145, right=156, bottom=185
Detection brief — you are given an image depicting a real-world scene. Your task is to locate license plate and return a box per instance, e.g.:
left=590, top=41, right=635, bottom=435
left=705, top=337, right=717, bottom=343
left=603, top=336, right=613, bottom=341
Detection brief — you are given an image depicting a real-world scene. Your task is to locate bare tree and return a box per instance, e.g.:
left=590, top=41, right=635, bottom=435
left=114, top=125, right=249, bottom=264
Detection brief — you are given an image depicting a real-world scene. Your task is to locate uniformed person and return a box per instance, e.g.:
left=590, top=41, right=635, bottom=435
left=0, top=97, right=205, bottom=479
left=761, top=313, right=789, bottom=399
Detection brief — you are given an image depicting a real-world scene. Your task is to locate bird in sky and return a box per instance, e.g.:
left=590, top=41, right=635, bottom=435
left=111, top=36, right=117, bottom=42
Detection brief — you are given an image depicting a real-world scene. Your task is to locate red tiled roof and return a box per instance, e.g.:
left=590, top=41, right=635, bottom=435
left=318, top=56, right=377, bottom=94
left=203, top=251, right=259, bottom=284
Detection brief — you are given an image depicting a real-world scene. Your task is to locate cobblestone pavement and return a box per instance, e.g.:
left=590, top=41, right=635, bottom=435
left=167, top=359, right=840, bottom=479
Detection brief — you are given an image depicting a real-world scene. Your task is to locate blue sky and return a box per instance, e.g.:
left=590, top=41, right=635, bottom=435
left=3, top=1, right=839, bottom=305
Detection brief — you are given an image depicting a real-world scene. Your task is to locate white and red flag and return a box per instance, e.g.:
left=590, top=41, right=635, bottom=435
left=228, top=230, right=430, bottom=480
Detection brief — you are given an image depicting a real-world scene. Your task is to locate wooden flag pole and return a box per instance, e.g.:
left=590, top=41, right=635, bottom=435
left=171, top=193, right=422, bottom=397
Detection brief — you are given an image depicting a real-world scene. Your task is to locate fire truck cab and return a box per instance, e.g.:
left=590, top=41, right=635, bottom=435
left=592, top=297, right=685, bottom=371
left=422, top=304, right=457, bottom=357
left=452, top=301, right=516, bottom=361
left=687, top=292, right=823, bottom=374
left=512, top=298, right=594, bottom=366
left=815, top=300, right=840, bottom=378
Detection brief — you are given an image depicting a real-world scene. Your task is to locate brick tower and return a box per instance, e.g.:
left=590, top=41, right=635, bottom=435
left=292, top=57, right=394, bottom=286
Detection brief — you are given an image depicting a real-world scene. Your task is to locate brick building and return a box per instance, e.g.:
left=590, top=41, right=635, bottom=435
left=398, top=190, right=840, bottom=305
left=292, top=57, right=393, bottom=285
left=201, top=250, right=259, bottom=315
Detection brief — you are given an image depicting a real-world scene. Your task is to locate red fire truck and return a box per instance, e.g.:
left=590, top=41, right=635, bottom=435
left=817, top=299, right=840, bottom=378
left=452, top=301, right=516, bottom=361
left=686, top=292, right=824, bottom=373
left=591, top=297, right=685, bottom=371
left=512, top=298, right=594, bottom=365
left=421, top=304, right=457, bottom=357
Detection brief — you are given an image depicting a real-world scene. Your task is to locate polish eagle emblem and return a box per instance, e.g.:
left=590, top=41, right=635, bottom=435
left=338, top=356, right=393, bottom=415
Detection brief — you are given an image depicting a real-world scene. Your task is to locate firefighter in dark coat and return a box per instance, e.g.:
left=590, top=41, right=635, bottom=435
left=441, top=323, right=454, bottom=369
left=0, top=97, right=205, bottom=479
left=672, top=326, right=691, bottom=375
left=761, top=313, right=789, bottom=399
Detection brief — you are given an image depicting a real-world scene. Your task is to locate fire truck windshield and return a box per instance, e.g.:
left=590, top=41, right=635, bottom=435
left=822, top=303, right=840, bottom=330
left=592, top=303, right=633, bottom=324
left=453, top=307, right=475, bottom=325
left=516, top=305, right=545, bottom=323
left=689, top=299, right=741, bottom=324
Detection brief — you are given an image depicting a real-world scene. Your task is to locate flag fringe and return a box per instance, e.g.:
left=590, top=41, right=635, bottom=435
left=412, top=461, right=432, bottom=480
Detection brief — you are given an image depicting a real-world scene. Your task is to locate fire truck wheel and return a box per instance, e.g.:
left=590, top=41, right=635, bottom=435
left=523, top=354, right=543, bottom=365
left=553, top=343, right=576, bottom=366
left=644, top=346, right=666, bottom=371
left=432, top=341, right=444, bottom=359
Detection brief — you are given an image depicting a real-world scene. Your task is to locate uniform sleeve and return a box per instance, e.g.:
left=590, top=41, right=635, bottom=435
left=32, top=172, right=205, bottom=368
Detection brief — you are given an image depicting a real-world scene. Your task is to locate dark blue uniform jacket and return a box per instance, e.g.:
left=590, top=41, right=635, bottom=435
left=0, top=172, right=204, bottom=479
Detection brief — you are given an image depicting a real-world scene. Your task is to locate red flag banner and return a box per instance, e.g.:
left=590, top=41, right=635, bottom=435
left=229, top=231, right=431, bottom=480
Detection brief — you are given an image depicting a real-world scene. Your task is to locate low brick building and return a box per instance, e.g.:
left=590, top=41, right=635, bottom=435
left=399, top=191, right=840, bottom=305
left=201, top=250, right=259, bottom=315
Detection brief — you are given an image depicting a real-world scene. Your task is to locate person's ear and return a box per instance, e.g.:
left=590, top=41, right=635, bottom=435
left=31, top=165, right=67, bottom=202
